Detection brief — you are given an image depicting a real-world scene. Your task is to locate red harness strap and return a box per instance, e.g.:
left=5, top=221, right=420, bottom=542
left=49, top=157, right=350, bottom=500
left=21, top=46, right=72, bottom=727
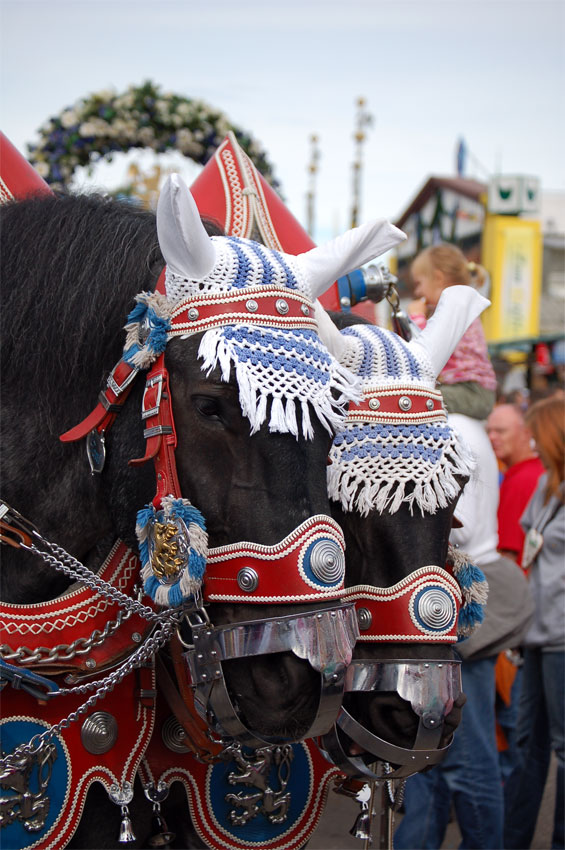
left=59, top=358, right=138, bottom=444
left=59, top=268, right=167, bottom=447
left=128, top=353, right=181, bottom=507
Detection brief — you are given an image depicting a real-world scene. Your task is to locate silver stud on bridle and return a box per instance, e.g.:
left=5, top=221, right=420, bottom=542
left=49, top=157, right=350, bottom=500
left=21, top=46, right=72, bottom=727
left=237, top=567, right=260, bottom=593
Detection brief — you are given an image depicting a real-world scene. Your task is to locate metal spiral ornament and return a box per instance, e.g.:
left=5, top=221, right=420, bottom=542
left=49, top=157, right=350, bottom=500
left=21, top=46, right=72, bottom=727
left=237, top=567, right=259, bottom=592
left=415, top=589, right=454, bottom=630
left=161, top=715, right=190, bottom=753
left=81, top=711, right=118, bottom=754
left=309, top=540, right=345, bottom=584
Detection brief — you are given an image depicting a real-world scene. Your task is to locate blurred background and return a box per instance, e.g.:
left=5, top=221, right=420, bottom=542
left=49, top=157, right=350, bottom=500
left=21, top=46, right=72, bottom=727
left=2, top=0, right=564, bottom=399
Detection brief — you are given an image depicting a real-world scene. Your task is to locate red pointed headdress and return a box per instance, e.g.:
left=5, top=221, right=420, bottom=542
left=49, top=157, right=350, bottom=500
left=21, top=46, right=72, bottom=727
left=0, top=131, right=53, bottom=203
left=190, top=131, right=340, bottom=310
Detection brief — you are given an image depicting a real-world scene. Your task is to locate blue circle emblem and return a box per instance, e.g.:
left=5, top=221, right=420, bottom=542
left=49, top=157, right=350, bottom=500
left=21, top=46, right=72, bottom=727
left=0, top=718, right=70, bottom=850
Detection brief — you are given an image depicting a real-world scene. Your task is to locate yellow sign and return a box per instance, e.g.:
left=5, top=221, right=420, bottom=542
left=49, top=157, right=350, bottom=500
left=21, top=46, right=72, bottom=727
left=481, top=216, right=542, bottom=343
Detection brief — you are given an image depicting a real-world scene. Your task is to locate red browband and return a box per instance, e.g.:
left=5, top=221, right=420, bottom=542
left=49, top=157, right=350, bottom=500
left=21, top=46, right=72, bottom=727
left=168, top=285, right=317, bottom=337
left=347, top=384, right=446, bottom=425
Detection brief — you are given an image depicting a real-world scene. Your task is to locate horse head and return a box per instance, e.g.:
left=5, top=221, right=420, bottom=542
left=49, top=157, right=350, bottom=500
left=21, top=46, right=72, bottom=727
left=316, top=286, right=490, bottom=779
left=0, top=174, right=406, bottom=750
left=136, top=174, right=408, bottom=744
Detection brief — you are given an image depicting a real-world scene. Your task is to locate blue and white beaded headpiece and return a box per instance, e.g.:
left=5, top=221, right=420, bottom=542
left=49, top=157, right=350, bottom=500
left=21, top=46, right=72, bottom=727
left=123, top=173, right=407, bottom=439
left=320, top=287, right=490, bottom=516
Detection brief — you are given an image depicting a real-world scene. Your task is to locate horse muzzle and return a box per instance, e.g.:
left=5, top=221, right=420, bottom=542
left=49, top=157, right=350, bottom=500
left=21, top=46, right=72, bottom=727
left=182, top=602, right=359, bottom=747
left=318, top=657, right=462, bottom=780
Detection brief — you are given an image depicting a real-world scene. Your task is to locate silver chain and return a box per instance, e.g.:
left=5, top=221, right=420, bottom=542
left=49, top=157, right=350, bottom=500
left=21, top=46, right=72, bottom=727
left=1, top=608, right=131, bottom=665
left=1, top=519, right=207, bottom=771
left=26, top=540, right=162, bottom=622
left=0, top=610, right=183, bottom=770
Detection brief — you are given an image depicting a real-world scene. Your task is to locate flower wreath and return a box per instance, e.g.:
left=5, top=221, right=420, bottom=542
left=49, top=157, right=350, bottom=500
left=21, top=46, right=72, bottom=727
left=27, top=80, right=279, bottom=192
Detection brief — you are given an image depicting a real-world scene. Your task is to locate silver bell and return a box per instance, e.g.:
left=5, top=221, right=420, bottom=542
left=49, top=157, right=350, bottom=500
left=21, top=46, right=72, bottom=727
left=349, top=783, right=373, bottom=843
left=118, top=806, right=136, bottom=844
left=349, top=807, right=373, bottom=843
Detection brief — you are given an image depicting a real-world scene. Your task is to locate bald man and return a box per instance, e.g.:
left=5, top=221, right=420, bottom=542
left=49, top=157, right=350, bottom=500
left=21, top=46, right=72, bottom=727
left=486, top=404, right=545, bottom=566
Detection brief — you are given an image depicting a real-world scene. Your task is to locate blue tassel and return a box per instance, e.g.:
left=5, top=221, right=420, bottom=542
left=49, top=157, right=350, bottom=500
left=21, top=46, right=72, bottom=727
left=168, top=583, right=183, bottom=608
left=189, top=550, right=207, bottom=581
left=457, top=562, right=487, bottom=590
left=457, top=601, right=485, bottom=637
left=126, top=298, right=151, bottom=324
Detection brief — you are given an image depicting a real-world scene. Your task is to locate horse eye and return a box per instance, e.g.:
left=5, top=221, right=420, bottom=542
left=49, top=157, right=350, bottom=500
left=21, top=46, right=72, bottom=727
left=193, top=395, right=223, bottom=422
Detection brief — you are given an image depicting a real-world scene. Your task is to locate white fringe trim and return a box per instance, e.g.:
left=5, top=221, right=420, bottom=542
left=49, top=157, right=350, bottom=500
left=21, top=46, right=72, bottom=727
left=327, top=429, right=476, bottom=517
left=198, top=327, right=361, bottom=438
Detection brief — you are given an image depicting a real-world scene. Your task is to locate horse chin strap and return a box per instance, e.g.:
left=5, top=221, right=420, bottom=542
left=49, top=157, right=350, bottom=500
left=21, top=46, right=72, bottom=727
left=318, top=658, right=462, bottom=781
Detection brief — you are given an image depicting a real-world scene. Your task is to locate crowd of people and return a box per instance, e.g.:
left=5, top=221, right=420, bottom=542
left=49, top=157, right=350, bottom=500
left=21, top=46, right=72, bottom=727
left=392, top=243, right=565, bottom=850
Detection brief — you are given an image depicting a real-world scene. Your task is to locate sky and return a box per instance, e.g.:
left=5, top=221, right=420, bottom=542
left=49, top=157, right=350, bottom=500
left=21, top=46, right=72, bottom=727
left=1, top=0, right=564, bottom=243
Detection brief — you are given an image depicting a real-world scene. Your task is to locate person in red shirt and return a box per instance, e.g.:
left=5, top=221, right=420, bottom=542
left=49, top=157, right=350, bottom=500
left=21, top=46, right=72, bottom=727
left=486, top=403, right=545, bottom=566
left=486, top=402, right=545, bottom=786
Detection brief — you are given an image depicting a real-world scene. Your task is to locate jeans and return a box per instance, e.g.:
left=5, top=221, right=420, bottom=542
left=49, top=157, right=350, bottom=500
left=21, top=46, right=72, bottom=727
left=504, top=648, right=565, bottom=849
left=394, top=655, right=503, bottom=850
left=497, top=666, right=523, bottom=785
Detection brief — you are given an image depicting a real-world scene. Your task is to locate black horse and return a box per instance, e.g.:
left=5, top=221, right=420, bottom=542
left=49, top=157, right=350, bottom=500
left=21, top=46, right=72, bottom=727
left=318, top=298, right=490, bottom=783
left=0, top=188, right=366, bottom=848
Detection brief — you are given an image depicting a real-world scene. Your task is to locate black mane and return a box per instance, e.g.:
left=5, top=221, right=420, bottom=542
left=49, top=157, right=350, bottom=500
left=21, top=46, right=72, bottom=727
left=0, top=193, right=163, bottom=433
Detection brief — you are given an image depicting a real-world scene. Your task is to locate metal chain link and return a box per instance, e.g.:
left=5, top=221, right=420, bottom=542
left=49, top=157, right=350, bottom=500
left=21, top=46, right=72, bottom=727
left=26, top=541, right=162, bottom=622
left=0, top=607, right=132, bottom=665
left=1, top=511, right=210, bottom=772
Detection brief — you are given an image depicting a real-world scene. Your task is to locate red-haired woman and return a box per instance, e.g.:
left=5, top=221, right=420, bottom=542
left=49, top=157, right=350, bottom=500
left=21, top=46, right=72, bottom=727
left=504, top=394, right=565, bottom=849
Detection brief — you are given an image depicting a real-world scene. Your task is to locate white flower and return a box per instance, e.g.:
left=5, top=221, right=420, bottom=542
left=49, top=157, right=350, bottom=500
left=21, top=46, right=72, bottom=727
left=91, top=118, right=111, bottom=137
left=176, top=128, right=193, bottom=146
left=176, top=102, right=192, bottom=120
left=115, top=93, right=135, bottom=110
left=34, top=161, right=50, bottom=177
left=178, top=139, right=205, bottom=158
left=61, top=109, right=78, bottom=128
left=79, top=122, right=97, bottom=137
left=138, top=126, right=156, bottom=146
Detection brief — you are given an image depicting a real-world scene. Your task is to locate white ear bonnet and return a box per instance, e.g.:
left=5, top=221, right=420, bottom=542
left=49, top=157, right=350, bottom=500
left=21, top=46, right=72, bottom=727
left=326, top=287, right=490, bottom=515
left=127, top=173, right=407, bottom=439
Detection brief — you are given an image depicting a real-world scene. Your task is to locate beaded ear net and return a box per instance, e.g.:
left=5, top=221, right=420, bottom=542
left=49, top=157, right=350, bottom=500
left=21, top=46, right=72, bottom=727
left=324, top=286, right=489, bottom=517
left=124, top=174, right=406, bottom=441
left=318, top=287, right=492, bottom=638
left=125, top=174, right=406, bottom=605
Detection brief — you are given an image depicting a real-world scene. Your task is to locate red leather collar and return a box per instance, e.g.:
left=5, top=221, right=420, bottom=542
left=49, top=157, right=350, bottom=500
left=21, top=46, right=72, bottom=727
left=0, top=542, right=151, bottom=676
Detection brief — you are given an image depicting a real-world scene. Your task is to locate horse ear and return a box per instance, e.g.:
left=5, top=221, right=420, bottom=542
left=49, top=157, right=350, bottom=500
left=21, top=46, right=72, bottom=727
left=410, top=286, right=491, bottom=378
left=296, top=219, right=406, bottom=301
left=156, top=173, right=216, bottom=280
left=315, top=301, right=352, bottom=362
